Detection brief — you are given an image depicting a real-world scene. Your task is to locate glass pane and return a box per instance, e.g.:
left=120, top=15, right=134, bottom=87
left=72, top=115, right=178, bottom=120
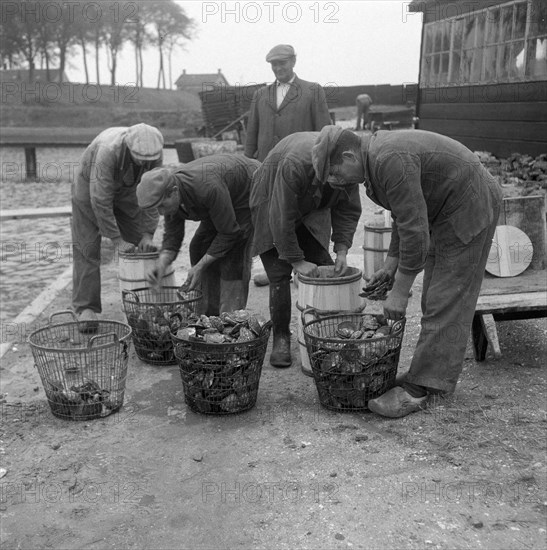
left=442, top=20, right=451, bottom=51
left=497, top=43, right=511, bottom=79
left=529, top=0, right=547, bottom=37
left=450, top=50, right=462, bottom=83
left=483, top=45, right=497, bottom=80
left=434, top=24, right=442, bottom=52
left=486, top=7, right=500, bottom=44
left=453, top=18, right=464, bottom=51
left=460, top=49, right=474, bottom=82
left=471, top=47, right=484, bottom=82
left=511, top=41, right=526, bottom=77
left=526, top=38, right=547, bottom=78
left=432, top=54, right=440, bottom=80
left=440, top=53, right=449, bottom=84
left=421, top=56, right=432, bottom=85
left=501, top=5, right=513, bottom=42
left=514, top=2, right=527, bottom=39
left=424, top=25, right=434, bottom=54
left=463, top=17, right=477, bottom=49
left=476, top=12, right=486, bottom=49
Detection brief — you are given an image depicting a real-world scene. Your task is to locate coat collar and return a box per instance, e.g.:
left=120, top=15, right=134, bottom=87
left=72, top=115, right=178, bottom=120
left=266, top=75, right=300, bottom=112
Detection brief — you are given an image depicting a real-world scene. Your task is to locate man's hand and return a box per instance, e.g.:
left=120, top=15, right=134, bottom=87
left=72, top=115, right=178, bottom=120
left=383, top=288, right=409, bottom=321
left=334, top=248, right=348, bottom=276
left=364, top=267, right=394, bottom=289
left=183, top=265, right=205, bottom=291
left=112, top=237, right=135, bottom=254
left=137, top=233, right=157, bottom=253
left=146, top=253, right=172, bottom=290
left=292, top=260, right=319, bottom=278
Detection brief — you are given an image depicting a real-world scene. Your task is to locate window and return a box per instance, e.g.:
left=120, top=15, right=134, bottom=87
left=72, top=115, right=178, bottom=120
left=420, top=0, right=547, bottom=86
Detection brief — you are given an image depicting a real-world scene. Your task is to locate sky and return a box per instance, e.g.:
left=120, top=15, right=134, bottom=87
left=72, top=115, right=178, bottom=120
left=66, top=1, right=424, bottom=88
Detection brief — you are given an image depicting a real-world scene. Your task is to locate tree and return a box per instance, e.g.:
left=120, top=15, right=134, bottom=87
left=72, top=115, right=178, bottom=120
left=146, top=1, right=194, bottom=89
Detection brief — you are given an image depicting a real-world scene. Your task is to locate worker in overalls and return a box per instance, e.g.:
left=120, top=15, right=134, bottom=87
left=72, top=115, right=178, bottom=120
left=71, top=123, right=164, bottom=332
left=322, top=125, right=503, bottom=417
left=136, top=154, right=261, bottom=315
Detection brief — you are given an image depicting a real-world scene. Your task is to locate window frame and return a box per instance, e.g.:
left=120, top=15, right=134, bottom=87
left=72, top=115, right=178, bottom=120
left=420, top=0, right=547, bottom=87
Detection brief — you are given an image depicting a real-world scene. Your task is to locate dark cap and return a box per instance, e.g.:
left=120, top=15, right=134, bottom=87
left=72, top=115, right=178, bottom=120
left=266, top=44, right=296, bottom=62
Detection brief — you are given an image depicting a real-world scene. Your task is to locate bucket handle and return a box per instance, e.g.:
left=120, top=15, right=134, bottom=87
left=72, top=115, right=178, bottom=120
left=121, top=289, right=139, bottom=303
left=48, top=310, right=78, bottom=325
left=88, top=332, right=120, bottom=349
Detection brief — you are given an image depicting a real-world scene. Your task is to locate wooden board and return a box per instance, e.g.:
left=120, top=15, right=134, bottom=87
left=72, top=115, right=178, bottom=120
left=475, top=291, right=547, bottom=315
left=420, top=102, right=547, bottom=122
left=486, top=225, right=533, bottom=277
left=0, top=206, right=72, bottom=221
left=480, top=269, right=547, bottom=295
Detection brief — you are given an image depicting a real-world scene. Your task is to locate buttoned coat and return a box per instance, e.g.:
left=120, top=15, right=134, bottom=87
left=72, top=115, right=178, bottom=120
left=244, top=76, right=332, bottom=162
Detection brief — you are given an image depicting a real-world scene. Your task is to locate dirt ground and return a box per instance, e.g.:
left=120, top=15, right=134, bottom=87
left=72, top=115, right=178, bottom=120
left=1, top=191, right=546, bottom=550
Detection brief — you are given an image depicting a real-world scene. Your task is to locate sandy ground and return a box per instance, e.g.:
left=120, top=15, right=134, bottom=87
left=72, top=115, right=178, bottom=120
left=1, top=192, right=546, bottom=550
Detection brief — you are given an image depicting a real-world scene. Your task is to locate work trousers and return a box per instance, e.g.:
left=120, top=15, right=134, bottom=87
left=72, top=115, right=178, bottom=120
left=71, top=198, right=143, bottom=314
left=189, top=220, right=253, bottom=316
left=260, top=225, right=334, bottom=284
left=404, top=201, right=502, bottom=394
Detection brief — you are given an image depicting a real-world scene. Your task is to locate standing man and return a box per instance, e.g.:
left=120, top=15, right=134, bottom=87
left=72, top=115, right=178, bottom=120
left=245, top=43, right=333, bottom=285
left=136, top=154, right=261, bottom=315
left=355, top=93, right=373, bottom=131
left=71, top=123, right=164, bottom=332
left=323, top=126, right=503, bottom=417
left=250, top=129, right=362, bottom=368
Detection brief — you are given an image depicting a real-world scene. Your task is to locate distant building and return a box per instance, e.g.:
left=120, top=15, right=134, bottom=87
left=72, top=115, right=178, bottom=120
left=175, top=69, right=229, bottom=95
left=0, top=68, right=69, bottom=83
left=410, top=0, right=547, bottom=156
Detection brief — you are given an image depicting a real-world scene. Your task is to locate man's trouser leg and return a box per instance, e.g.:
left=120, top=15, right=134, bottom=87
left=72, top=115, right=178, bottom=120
left=71, top=199, right=102, bottom=314
left=218, top=233, right=253, bottom=314
left=260, top=225, right=334, bottom=368
left=404, top=216, right=499, bottom=394
left=189, top=222, right=219, bottom=316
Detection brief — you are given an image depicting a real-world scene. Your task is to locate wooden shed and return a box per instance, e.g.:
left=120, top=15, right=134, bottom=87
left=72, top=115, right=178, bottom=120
left=410, top=0, right=547, bottom=156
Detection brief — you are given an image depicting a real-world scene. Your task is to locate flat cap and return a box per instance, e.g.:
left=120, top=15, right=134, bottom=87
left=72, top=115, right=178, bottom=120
left=125, top=123, right=164, bottom=161
left=266, top=44, right=296, bottom=62
left=136, top=167, right=173, bottom=209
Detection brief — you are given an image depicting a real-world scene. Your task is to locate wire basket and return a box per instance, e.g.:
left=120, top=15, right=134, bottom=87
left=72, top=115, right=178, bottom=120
left=172, top=322, right=272, bottom=415
left=302, top=310, right=406, bottom=412
left=122, top=287, right=202, bottom=366
left=28, top=311, right=132, bottom=421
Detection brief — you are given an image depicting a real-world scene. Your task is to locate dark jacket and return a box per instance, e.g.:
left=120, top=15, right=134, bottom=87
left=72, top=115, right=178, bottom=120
left=250, top=132, right=362, bottom=262
left=244, top=76, right=332, bottom=162
left=361, top=130, right=503, bottom=275
left=162, top=154, right=261, bottom=259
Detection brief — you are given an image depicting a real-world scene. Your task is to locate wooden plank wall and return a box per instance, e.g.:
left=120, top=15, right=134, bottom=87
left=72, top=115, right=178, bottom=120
left=417, top=82, right=547, bottom=157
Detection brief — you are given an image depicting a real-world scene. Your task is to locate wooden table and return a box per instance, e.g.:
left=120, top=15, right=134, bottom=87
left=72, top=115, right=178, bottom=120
left=472, top=269, right=547, bottom=360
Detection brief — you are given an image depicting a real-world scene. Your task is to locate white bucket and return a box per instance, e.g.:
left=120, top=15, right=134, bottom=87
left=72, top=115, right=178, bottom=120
left=118, top=251, right=176, bottom=293
left=296, top=266, right=364, bottom=377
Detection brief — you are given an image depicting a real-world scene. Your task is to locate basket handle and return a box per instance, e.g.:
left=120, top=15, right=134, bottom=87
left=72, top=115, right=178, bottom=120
left=388, top=318, right=405, bottom=335
left=300, top=306, right=321, bottom=327
left=88, top=332, right=120, bottom=349
left=121, top=290, right=139, bottom=303
left=48, top=310, right=78, bottom=325
left=259, top=320, right=273, bottom=337
left=300, top=303, right=367, bottom=326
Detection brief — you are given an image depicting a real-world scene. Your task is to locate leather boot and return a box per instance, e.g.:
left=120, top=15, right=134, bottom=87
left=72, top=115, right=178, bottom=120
left=269, top=280, right=292, bottom=368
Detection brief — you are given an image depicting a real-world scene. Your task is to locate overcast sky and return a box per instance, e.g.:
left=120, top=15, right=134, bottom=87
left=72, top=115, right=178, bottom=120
left=66, top=1, right=424, bottom=87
